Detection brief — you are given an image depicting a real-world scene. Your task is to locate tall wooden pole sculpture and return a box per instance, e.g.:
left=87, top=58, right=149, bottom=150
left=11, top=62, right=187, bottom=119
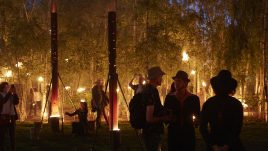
left=50, top=0, right=60, bottom=132
left=108, top=1, right=120, bottom=150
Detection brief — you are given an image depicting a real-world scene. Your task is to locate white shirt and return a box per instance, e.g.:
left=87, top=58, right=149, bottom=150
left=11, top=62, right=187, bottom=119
left=0, top=92, right=15, bottom=115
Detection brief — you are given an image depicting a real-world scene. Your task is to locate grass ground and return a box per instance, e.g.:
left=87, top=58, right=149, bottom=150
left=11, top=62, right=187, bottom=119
left=4, top=120, right=268, bottom=151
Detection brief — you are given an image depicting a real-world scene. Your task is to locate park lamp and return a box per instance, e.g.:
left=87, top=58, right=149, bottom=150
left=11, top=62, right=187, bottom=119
left=15, top=62, right=23, bottom=68
left=191, top=70, right=196, bottom=75
left=38, top=76, right=44, bottom=82
left=182, top=51, right=189, bottom=62
left=5, top=70, right=12, bottom=78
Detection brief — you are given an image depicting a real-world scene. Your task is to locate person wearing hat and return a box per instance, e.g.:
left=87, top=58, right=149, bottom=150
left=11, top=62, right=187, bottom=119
left=91, top=79, right=109, bottom=128
left=164, top=70, right=200, bottom=151
left=142, top=66, right=172, bottom=151
left=200, top=70, right=244, bottom=151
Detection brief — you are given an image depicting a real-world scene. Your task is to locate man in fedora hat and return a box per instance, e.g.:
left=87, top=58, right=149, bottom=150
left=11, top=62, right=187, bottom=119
left=200, top=70, right=244, bottom=151
left=142, top=66, right=172, bottom=151
left=164, top=70, right=200, bottom=151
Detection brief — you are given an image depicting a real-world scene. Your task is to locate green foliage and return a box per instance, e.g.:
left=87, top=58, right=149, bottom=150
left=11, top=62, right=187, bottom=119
left=0, top=0, right=266, bottom=110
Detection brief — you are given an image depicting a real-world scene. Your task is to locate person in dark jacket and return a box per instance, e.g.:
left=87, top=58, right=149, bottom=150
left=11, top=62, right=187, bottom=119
left=142, top=66, right=172, bottom=151
left=164, top=70, right=200, bottom=151
left=0, top=82, right=19, bottom=151
left=200, top=70, right=244, bottom=151
left=65, top=102, right=88, bottom=135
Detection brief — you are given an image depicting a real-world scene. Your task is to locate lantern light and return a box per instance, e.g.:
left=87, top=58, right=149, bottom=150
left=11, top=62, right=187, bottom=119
left=65, top=86, right=71, bottom=90
left=182, top=51, right=189, bottom=62
left=15, top=62, right=23, bottom=68
left=142, top=80, right=146, bottom=85
left=5, top=70, right=13, bottom=78
left=38, top=76, right=44, bottom=82
left=191, top=70, right=196, bottom=75
left=77, top=87, right=86, bottom=93
left=202, top=81, right=207, bottom=87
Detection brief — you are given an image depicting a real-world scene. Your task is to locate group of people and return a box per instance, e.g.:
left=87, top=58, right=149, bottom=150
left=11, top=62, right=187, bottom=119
left=0, top=66, right=244, bottom=151
left=64, top=79, right=109, bottom=136
left=130, top=66, right=244, bottom=151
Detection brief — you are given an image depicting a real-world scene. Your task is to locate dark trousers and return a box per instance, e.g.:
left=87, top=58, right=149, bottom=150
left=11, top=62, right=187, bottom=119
left=96, top=108, right=108, bottom=128
left=0, top=122, right=16, bottom=151
left=142, top=132, right=162, bottom=151
left=167, top=130, right=195, bottom=151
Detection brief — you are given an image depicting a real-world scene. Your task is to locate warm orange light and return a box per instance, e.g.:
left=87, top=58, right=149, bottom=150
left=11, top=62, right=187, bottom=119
left=182, top=51, right=189, bottom=62
left=142, top=80, right=146, bottom=85
left=5, top=70, right=12, bottom=78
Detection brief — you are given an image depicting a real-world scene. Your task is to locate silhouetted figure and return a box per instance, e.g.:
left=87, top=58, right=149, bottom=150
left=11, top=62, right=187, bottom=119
left=129, top=74, right=145, bottom=94
left=142, top=66, right=172, bottom=151
left=0, top=83, right=19, bottom=151
left=65, top=102, right=88, bottom=135
left=28, top=88, right=35, bottom=116
left=200, top=70, right=244, bottom=151
left=164, top=70, right=200, bottom=151
left=91, top=79, right=109, bottom=128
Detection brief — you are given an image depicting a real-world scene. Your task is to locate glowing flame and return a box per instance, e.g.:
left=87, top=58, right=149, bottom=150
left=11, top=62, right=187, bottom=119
left=44, top=112, right=48, bottom=118
left=182, top=51, right=189, bottom=62
left=191, top=70, right=196, bottom=75
left=77, top=87, right=86, bottom=93
left=202, top=81, right=207, bottom=87
left=80, top=99, right=86, bottom=102
left=5, top=70, right=12, bottom=78
left=127, top=86, right=131, bottom=90
left=116, top=88, right=120, bottom=92
left=38, top=76, right=44, bottom=82
left=50, top=115, right=60, bottom=118
left=15, top=62, right=23, bottom=68
left=142, top=80, right=146, bottom=85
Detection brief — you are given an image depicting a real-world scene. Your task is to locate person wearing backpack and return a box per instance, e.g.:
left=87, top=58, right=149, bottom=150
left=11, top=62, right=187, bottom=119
left=164, top=70, right=200, bottom=151
left=141, top=66, right=173, bottom=151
